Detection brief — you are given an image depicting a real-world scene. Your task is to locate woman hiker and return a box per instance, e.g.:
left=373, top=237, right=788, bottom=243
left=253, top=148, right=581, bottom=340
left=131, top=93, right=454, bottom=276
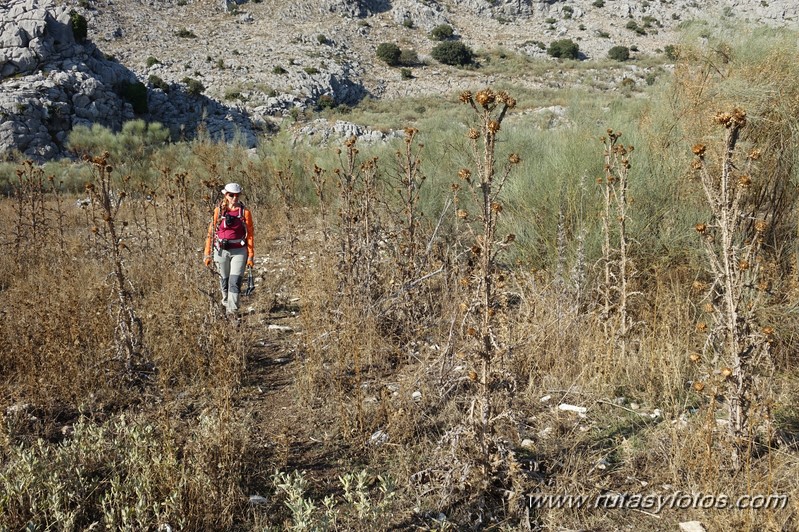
left=204, top=182, right=255, bottom=317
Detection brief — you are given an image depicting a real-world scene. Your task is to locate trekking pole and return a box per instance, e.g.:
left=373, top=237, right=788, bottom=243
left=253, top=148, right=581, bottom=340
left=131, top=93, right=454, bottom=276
left=244, top=266, right=255, bottom=296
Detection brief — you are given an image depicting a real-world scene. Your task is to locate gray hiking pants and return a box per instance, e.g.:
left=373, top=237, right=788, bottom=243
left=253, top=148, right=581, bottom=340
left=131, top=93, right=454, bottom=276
left=214, top=246, right=247, bottom=315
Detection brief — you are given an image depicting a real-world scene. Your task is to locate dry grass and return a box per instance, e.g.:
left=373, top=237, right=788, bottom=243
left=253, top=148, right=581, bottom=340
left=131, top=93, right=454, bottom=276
left=3, top=33, right=799, bottom=529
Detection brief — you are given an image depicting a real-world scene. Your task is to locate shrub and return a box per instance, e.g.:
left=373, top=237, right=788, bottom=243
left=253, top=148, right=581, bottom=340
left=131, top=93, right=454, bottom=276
left=273, top=65, right=287, bottom=74
left=145, top=56, right=160, bottom=68
left=148, top=75, right=169, bottom=93
left=664, top=44, right=679, bottom=60
left=608, top=45, right=630, bottom=61
left=69, top=10, right=88, bottom=42
left=626, top=20, right=647, bottom=35
left=431, top=41, right=474, bottom=66
left=400, top=68, right=413, bottom=80
left=376, top=42, right=402, bottom=66
left=547, top=39, right=580, bottom=59
left=593, top=0, right=605, bottom=6
left=317, top=34, right=328, bottom=45
left=430, top=24, right=454, bottom=41
left=175, top=28, right=196, bottom=38
left=303, top=66, right=319, bottom=75
left=116, top=80, right=148, bottom=114
left=317, top=94, right=335, bottom=110
left=399, top=48, right=418, bottom=66
left=181, top=77, right=205, bottom=96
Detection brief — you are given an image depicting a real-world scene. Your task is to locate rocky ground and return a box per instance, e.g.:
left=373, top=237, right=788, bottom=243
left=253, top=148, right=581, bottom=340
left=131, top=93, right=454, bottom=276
left=88, top=0, right=799, bottom=106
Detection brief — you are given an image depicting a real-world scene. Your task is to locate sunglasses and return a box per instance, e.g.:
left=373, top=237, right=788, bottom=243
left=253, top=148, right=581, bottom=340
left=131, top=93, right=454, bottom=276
left=226, top=192, right=240, bottom=197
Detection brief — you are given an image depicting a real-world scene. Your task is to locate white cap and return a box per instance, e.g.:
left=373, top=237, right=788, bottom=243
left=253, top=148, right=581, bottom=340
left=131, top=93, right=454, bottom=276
left=222, top=183, right=242, bottom=194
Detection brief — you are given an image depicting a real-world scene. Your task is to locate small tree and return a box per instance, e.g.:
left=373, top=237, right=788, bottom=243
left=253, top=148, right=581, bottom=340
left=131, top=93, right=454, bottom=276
left=547, top=39, right=580, bottom=59
left=376, top=42, right=401, bottom=66
left=608, top=45, right=630, bottom=61
left=69, top=10, right=88, bottom=42
left=431, top=41, right=474, bottom=66
left=430, top=24, right=454, bottom=41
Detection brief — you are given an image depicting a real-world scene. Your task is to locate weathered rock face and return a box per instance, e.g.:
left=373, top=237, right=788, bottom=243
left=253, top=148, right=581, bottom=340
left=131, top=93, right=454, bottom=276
left=0, top=0, right=137, bottom=159
left=0, top=0, right=268, bottom=160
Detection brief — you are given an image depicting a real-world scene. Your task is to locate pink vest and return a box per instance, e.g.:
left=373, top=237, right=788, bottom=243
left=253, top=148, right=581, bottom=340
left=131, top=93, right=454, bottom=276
left=216, top=207, right=246, bottom=242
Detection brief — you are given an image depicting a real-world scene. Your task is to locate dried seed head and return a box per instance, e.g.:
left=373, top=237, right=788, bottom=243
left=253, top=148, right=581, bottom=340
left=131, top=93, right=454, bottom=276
left=691, top=159, right=703, bottom=171
left=491, top=201, right=503, bottom=213
left=703, top=303, right=714, bottom=313
left=721, top=367, right=733, bottom=378
left=762, top=326, right=775, bottom=335
left=504, top=233, right=516, bottom=243
left=475, top=88, right=496, bottom=108
left=696, top=322, right=708, bottom=332
left=731, top=107, right=747, bottom=127
left=738, top=259, right=750, bottom=270
left=693, top=381, right=705, bottom=392
left=714, top=111, right=733, bottom=127
left=458, top=168, right=472, bottom=180
left=468, top=370, right=478, bottom=381
left=755, top=219, right=768, bottom=233
left=689, top=352, right=702, bottom=363
left=695, top=223, right=707, bottom=234
left=508, top=153, right=521, bottom=164
left=459, top=91, right=472, bottom=104
left=470, top=244, right=482, bottom=255
left=456, top=209, right=469, bottom=219
left=748, top=148, right=762, bottom=160
left=459, top=277, right=470, bottom=287
left=692, top=144, right=707, bottom=156
left=468, top=128, right=480, bottom=140
left=466, top=326, right=478, bottom=337
left=488, top=120, right=501, bottom=133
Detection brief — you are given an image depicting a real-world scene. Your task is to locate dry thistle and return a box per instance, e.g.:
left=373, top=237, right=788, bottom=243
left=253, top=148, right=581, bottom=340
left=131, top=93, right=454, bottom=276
left=692, top=144, right=707, bottom=156
left=695, top=223, right=707, bottom=234
left=475, top=88, right=496, bottom=108
left=690, top=352, right=702, bottom=363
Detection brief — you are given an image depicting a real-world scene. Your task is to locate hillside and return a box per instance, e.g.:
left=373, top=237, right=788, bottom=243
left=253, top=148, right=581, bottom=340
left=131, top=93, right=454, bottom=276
left=87, top=0, right=798, bottom=106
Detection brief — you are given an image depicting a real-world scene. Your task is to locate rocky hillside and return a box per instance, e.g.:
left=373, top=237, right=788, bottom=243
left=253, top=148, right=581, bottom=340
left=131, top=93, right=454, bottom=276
left=1, top=0, right=797, bottom=160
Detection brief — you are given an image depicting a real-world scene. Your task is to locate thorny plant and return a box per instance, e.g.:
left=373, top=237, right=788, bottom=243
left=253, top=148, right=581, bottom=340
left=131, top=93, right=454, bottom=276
left=10, top=160, right=68, bottom=260
left=84, top=152, right=147, bottom=381
left=433, top=88, right=525, bottom=517
left=689, top=108, right=775, bottom=468
left=596, top=130, right=640, bottom=358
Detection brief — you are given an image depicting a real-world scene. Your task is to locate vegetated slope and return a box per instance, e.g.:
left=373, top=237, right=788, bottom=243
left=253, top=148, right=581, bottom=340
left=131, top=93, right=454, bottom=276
left=87, top=0, right=799, bottom=109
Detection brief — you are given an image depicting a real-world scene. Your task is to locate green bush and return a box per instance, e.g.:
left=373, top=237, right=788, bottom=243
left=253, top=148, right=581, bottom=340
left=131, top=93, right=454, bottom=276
left=175, top=28, right=196, bottom=38
left=317, top=94, right=336, bottom=110
left=608, top=45, right=630, bottom=61
left=430, top=24, right=454, bottom=41
left=431, top=41, right=474, bottom=66
left=664, top=44, right=679, bottom=60
left=148, top=75, right=170, bottom=93
left=303, top=66, right=319, bottom=75
left=399, top=48, right=418, bottom=66
left=273, top=65, right=288, bottom=74
left=69, top=10, right=88, bottom=42
left=593, top=0, right=605, bottom=6
left=181, top=77, right=205, bottom=96
left=547, top=39, right=580, bottom=59
left=116, top=80, right=148, bottom=114
left=400, top=68, right=413, bottom=80
left=145, top=56, right=160, bottom=68
left=317, top=34, right=328, bottom=45
left=376, top=43, right=402, bottom=66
